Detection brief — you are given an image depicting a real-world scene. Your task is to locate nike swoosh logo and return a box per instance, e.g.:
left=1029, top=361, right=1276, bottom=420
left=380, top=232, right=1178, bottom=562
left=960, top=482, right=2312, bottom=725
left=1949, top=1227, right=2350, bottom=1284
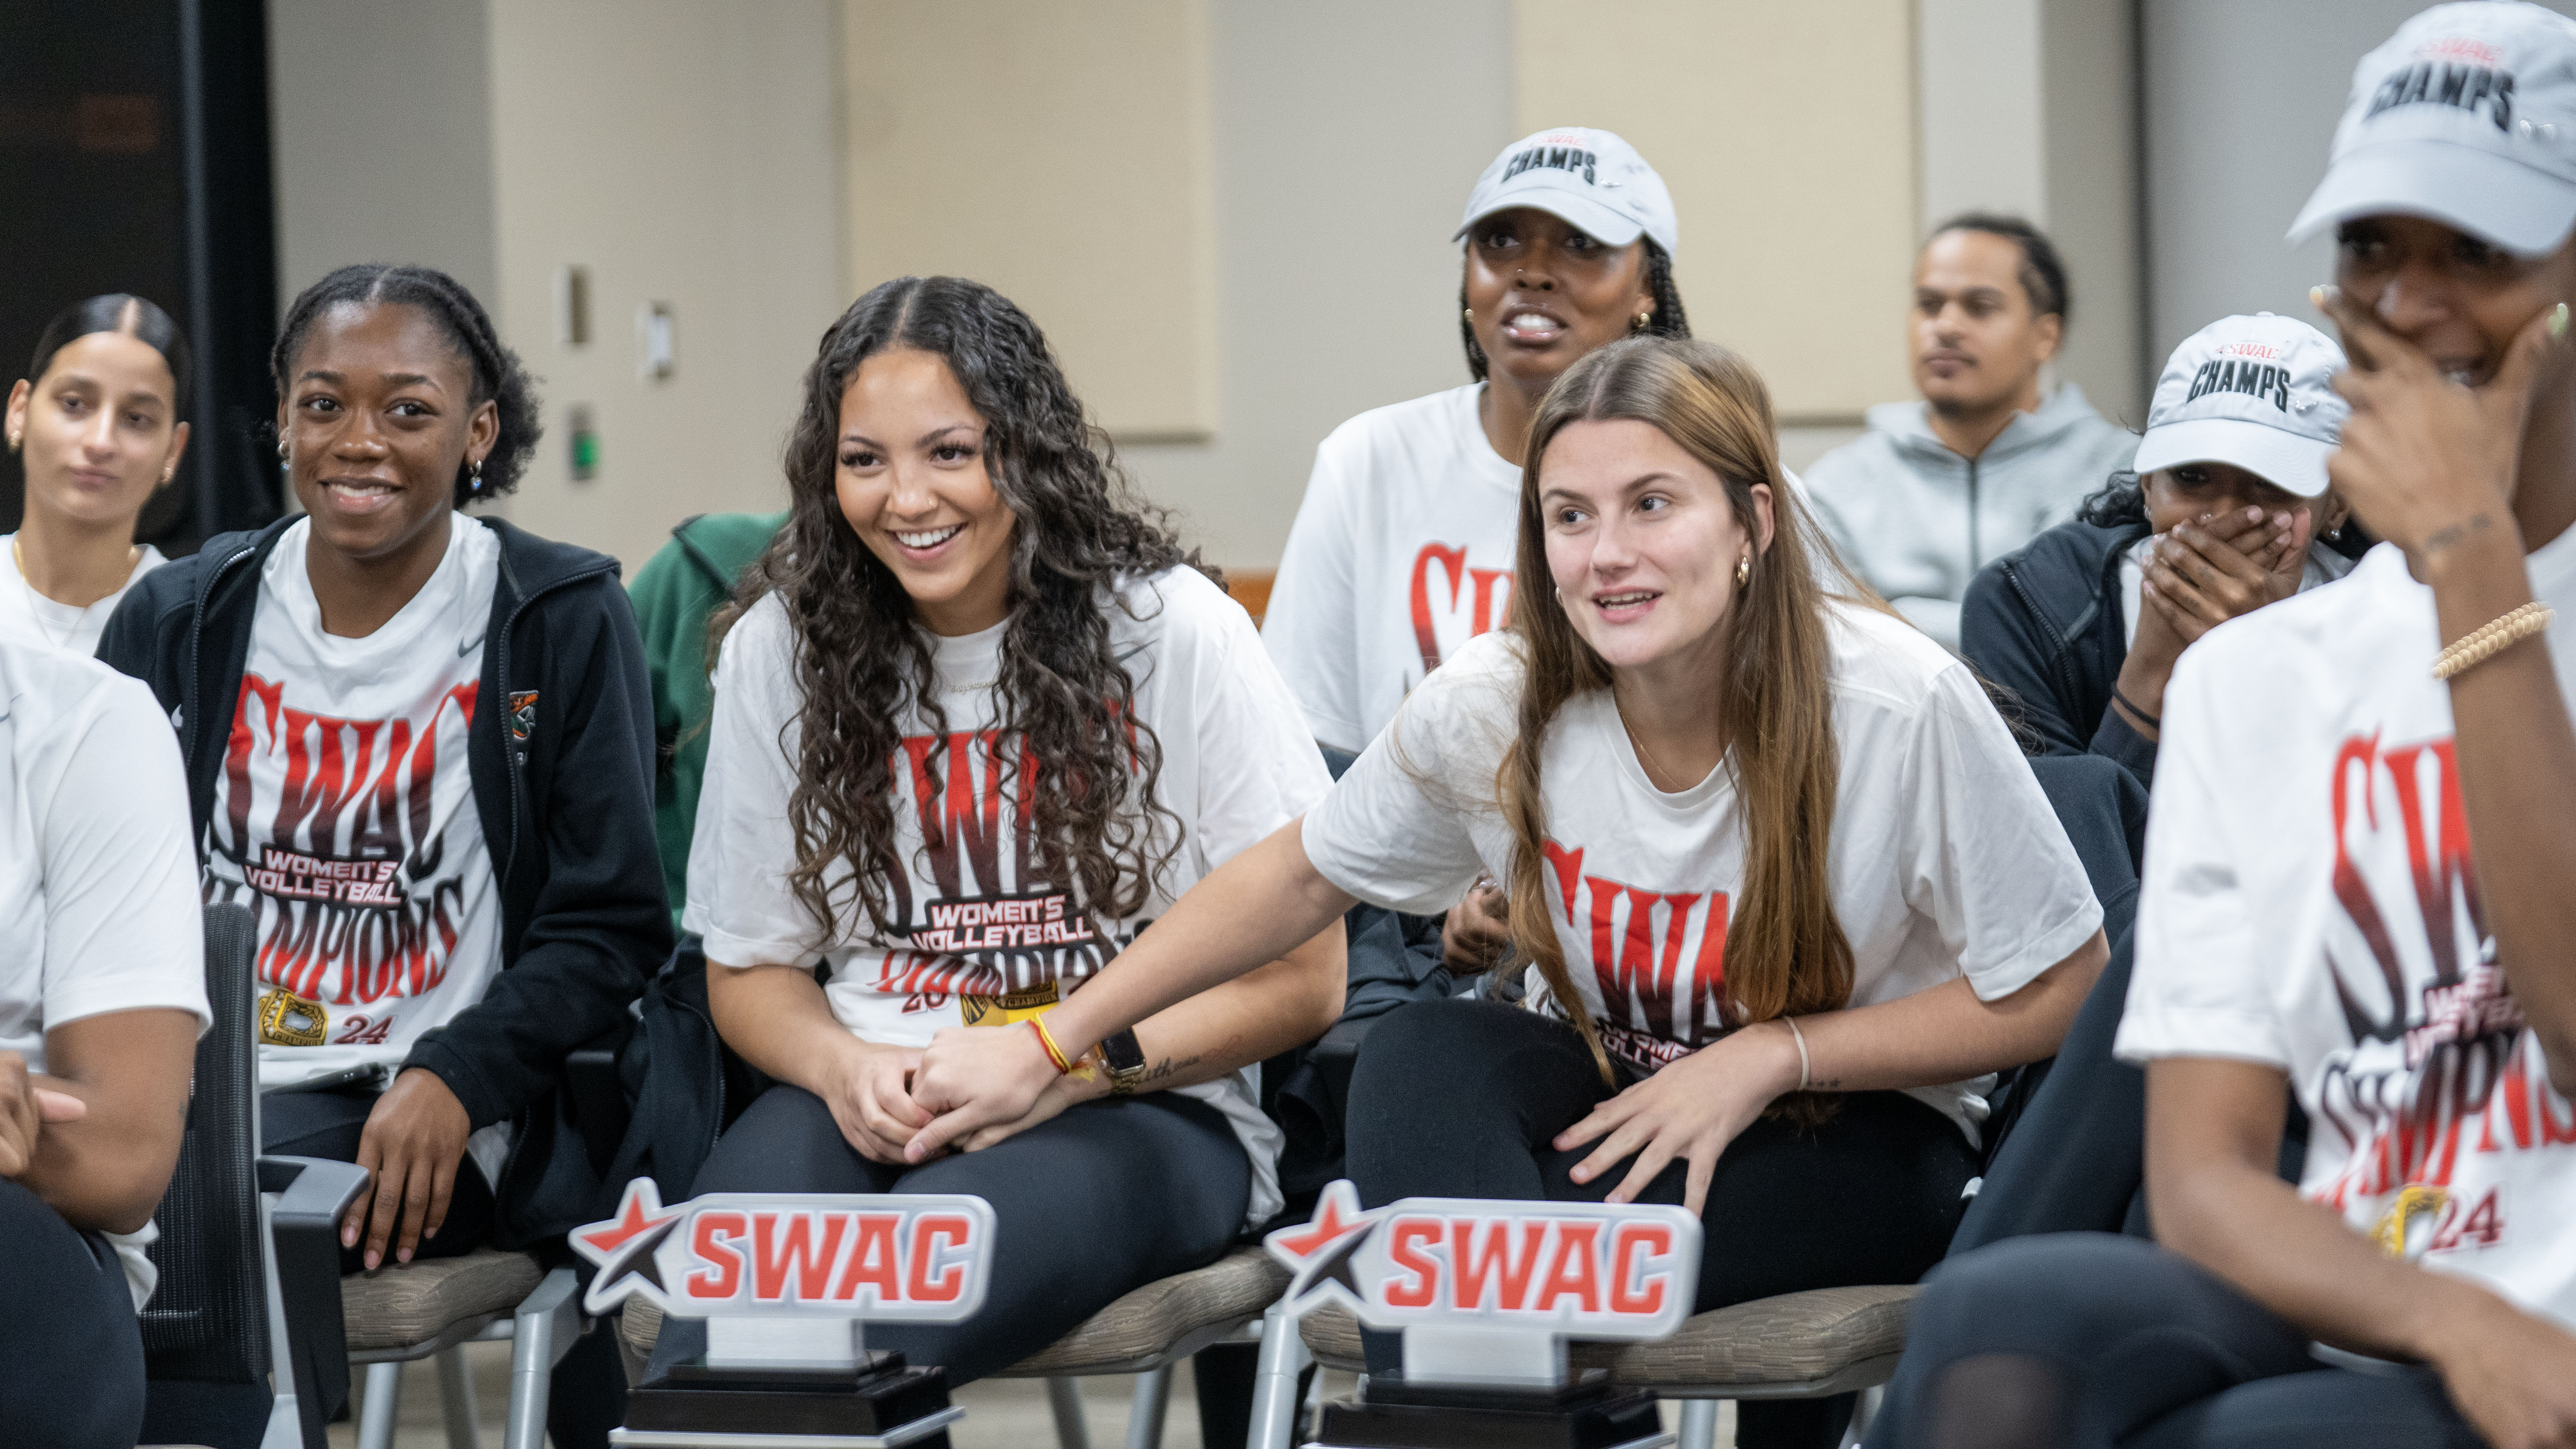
left=459, top=635, right=486, bottom=658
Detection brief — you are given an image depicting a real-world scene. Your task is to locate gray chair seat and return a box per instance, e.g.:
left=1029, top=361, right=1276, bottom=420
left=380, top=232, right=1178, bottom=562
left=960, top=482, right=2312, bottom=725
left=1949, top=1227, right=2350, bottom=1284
left=340, top=1246, right=545, bottom=1352
left=1299, top=1283, right=1919, bottom=1398
left=618, top=1246, right=1288, bottom=1379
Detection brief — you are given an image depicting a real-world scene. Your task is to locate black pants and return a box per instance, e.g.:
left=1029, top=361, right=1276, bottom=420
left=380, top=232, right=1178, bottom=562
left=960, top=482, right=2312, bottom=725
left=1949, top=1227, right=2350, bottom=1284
left=1346, top=999, right=1977, bottom=1449
left=261, top=1085, right=627, bottom=1449
left=0, top=1178, right=146, bottom=1449
left=1876, top=1233, right=2479, bottom=1448
left=646, top=1084, right=1251, bottom=1386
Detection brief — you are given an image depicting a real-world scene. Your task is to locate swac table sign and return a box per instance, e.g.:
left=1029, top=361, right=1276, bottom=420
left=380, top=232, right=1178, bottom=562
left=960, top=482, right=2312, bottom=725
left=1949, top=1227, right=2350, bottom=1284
left=575, top=1178, right=996, bottom=1448
left=1264, top=1180, right=1701, bottom=1449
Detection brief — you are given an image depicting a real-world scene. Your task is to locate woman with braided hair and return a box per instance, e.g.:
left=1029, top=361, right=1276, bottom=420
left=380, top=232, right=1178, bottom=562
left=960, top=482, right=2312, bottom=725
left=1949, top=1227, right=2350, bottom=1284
left=908, top=336, right=2110, bottom=1448
left=99, top=263, right=668, bottom=1445
left=1262, top=125, right=1695, bottom=973
left=649, top=275, right=1343, bottom=1383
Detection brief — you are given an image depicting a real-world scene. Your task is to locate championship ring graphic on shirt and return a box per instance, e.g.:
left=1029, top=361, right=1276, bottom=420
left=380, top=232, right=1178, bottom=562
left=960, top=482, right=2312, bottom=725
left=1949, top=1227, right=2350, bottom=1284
left=2370, top=1185, right=2451, bottom=1260
left=258, top=986, right=329, bottom=1047
left=959, top=980, right=1060, bottom=1028
left=507, top=690, right=539, bottom=743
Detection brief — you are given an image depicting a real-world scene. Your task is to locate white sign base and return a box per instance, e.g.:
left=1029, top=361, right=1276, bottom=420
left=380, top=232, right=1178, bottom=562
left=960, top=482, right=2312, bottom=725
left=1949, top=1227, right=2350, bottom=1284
left=704, top=1316, right=865, bottom=1373
left=1399, top=1323, right=1568, bottom=1387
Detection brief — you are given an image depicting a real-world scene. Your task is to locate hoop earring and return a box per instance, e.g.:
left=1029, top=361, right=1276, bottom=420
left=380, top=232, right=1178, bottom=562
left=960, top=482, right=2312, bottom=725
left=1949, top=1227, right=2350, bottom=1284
left=1735, top=555, right=1751, bottom=589
left=277, top=440, right=289, bottom=461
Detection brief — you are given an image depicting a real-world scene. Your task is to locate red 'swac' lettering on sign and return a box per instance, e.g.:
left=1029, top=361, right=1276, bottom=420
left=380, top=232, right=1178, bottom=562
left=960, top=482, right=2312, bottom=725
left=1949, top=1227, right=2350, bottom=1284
left=1264, top=1181, right=1700, bottom=1340
left=573, top=1180, right=996, bottom=1322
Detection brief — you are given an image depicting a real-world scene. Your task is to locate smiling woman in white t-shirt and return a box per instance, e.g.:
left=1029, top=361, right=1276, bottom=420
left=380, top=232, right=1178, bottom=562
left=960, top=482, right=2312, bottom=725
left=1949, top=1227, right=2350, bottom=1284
left=0, top=294, right=185, bottom=657
left=659, top=275, right=1342, bottom=1385
left=1262, top=125, right=1694, bottom=971
left=909, top=336, right=2108, bottom=1446
left=1878, top=6, right=2576, bottom=1446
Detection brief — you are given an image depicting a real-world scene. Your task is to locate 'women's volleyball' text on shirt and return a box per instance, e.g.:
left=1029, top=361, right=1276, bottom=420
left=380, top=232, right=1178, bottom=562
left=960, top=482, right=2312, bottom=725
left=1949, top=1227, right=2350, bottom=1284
left=2122, top=525, right=2576, bottom=1332
left=688, top=568, right=1331, bottom=1225
left=200, top=516, right=503, bottom=1116
left=1301, top=606, right=2103, bottom=1140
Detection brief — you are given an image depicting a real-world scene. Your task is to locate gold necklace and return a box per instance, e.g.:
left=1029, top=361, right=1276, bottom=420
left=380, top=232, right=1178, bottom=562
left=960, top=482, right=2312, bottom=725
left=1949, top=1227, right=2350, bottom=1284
left=13, top=535, right=143, bottom=647
left=1614, top=693, right=1684, bottom=791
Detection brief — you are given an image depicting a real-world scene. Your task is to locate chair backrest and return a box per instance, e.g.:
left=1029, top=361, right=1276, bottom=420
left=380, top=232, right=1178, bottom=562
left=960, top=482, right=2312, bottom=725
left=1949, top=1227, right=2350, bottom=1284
left=139, top=901, right=270, bottom=1387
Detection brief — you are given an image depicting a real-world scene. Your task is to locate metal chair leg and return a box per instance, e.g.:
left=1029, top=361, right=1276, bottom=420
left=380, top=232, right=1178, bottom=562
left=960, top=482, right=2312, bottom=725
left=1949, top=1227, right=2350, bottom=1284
left=1842, top=1384, right=1884, bottom=1447
left=1046, top=1376, right=1091, bottom=1449
left=1678, top=1397, right=1722, bottom=1449
left=1246, top=1304, right=1312, bottom=1449
left=436, top=1346, right=480, bottom=1449
left=1124, top=1365, right=1173, bottom=1449
left=506, top=1268, right=584, bottom=1449
left=356, top=1360, right=404, bottom=1449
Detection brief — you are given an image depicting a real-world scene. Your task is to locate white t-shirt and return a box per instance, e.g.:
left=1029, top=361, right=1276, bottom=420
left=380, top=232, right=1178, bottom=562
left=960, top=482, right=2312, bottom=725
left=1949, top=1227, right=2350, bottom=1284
left=2120, top=527, right=2576, bottom=1331
left=1262, top=383, right=1524, bottom=753
left=687, top=567, right=1332, bottom=1226
left=2118, top=537, right=2356, bottom=648
left=200, top=515, right=512, bottom=1182
left=0, top=534, right=166, bottom=658
left=0, top=641, right=210, bottom=1308
left=1301, top=606, right=2104, bottom=1140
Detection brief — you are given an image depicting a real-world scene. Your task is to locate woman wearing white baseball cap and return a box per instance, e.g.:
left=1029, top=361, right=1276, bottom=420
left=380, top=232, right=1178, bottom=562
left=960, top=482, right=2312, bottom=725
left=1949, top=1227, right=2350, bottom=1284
left=1961, top=313, right=2360, bottom=791
left=1880, top=4, right=2576, bottom=1444
left=1261, top=126, right=1691, bottom=972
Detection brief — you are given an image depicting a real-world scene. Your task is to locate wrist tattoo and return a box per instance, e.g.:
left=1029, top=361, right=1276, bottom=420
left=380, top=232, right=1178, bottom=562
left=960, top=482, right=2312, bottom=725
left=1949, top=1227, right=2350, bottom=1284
left=2424, top=514, right=2495, bottom=556
left=1114, top=1052, right=1203, bottom=1095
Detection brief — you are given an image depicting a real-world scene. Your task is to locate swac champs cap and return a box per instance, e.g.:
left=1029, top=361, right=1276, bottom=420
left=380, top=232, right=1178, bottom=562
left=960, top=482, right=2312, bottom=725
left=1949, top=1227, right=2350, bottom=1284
left=1456, top=127, right=1679, bottom=259
left=2134, top=314, right=2348, bottom=498
left=2289, top=1, right=2576, bottom=254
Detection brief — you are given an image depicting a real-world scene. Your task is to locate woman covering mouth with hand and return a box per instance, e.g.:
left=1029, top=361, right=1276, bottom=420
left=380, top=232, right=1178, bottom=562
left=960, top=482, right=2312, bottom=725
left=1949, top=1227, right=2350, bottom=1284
left=907, top=337, right=2109, bottom=1449
left=1261, top=125, right=1694, bottom=975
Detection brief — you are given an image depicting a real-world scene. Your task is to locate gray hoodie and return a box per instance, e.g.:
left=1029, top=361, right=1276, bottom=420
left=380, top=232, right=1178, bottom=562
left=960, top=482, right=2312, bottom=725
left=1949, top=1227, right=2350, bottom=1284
left=1802, top=383, right=2137, bottom=649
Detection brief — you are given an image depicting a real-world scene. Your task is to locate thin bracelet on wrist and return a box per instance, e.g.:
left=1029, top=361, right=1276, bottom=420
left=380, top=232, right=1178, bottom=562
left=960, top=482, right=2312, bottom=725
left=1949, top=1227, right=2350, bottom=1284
left=1028, top=1018, right=1075, bottom=1075
left=2112, top=685, right=2162, bottom=729
left=1782, top=1016, right=1812, bottom=1092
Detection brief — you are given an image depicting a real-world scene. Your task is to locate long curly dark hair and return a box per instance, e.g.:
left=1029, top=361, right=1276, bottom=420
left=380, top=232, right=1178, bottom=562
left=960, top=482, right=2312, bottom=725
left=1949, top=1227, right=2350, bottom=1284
left=720, top=276, right=1216, bottom=945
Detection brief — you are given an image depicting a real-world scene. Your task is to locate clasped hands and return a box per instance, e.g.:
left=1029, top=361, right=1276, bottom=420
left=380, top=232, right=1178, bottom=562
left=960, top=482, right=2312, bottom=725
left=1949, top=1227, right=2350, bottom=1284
left=0, top=1049, right=91, bottom=1182
left=832, top=1025, right=1098, bottom=1167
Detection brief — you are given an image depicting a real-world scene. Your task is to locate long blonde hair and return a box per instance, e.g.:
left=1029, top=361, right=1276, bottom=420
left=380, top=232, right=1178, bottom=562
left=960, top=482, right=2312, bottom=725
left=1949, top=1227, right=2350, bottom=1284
left=1501, top=338, right=1860, bottom=1096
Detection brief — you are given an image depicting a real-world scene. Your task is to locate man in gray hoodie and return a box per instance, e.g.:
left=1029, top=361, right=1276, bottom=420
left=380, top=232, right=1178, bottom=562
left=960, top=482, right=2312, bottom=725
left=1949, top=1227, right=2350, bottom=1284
left=1804, top=214, right=2136, bottom=649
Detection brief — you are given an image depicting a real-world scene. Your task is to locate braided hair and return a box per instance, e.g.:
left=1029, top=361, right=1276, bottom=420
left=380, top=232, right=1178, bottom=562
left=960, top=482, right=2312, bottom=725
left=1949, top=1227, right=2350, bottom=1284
left=1460, top=238, right=1690, bottom=383
left=270, top=264, right=542, bottom=506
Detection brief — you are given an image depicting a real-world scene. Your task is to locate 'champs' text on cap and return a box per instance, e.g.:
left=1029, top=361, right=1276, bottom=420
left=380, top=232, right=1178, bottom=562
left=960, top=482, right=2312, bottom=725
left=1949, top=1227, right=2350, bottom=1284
left=2134, top=313, right=2349, bottom=499
left=1456, top=127, right=1680, bottom=260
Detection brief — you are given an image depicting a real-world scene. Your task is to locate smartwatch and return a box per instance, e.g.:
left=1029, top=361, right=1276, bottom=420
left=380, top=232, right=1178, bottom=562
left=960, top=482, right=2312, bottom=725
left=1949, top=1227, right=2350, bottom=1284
left=1094, top=1027, right=1149, bottom=1094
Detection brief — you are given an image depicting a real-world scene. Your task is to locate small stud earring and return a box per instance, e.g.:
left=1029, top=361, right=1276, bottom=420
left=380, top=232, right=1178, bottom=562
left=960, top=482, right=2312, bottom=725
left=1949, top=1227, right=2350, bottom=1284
left=6, top=429, right=18, bottom=451
left=1463, top=308, right=1474, bottom=324
left=161, top=465, right=174, bottom=484
left=1735, top=555, right=1751, bottom=589
left=1632, top=312, right=1652, bottom=333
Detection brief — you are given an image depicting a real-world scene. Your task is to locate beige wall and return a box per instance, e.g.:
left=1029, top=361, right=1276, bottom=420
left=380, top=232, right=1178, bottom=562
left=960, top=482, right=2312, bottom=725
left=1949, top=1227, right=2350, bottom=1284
left=482, top=1, right=845, bottom=572
left=841, top=0, right=1216, bottom=441
left=1516, top=0, right=1920, bottom=425
left=268, top=0, right=498, bottom=309
left=1114, top=0, right=1519, bottom=569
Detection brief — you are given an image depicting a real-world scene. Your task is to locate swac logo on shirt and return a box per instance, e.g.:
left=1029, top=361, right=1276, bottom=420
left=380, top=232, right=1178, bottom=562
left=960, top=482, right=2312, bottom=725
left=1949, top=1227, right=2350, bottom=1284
left=1410, top=543, right=1513, bottom=675
left=2312, top=730, right=2569, bottom=1251
left=2365, top=51, right=2515, bottom=132
left=1541, top=840, right=1730, bottom=1070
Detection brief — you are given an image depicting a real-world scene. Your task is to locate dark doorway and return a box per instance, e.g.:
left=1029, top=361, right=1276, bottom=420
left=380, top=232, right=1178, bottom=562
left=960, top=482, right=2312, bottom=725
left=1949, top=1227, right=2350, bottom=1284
left=0, top=0, right=282, bottom=557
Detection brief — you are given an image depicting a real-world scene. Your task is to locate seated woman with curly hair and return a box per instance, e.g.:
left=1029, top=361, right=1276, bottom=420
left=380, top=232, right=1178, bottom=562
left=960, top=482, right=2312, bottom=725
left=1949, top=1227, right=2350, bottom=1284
left=646, top=275, right=1344, bottom=1382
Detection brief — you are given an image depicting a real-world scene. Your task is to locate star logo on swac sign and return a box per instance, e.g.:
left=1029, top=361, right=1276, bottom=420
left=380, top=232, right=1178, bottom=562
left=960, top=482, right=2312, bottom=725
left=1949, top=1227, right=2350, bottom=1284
left=1262, top=1179, right=1382, bottom=1313
left=572, top=1178, right=687, bottom=1315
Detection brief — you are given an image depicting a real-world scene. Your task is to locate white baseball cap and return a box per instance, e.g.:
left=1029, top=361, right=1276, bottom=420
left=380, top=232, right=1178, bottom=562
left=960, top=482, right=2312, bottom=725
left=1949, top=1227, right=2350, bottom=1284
left=1455, top=127, right=1679, bottom=259
left=2289, top=1, right=2576, bottom=254
left=2134, top=314, right=2350, bottom=498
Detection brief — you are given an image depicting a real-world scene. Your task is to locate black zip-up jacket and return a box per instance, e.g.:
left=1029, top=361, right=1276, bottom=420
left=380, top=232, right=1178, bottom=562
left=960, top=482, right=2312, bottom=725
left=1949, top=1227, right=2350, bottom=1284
left=98, top=515, right=673, bottom=1241
left=1959, top=517, right=2160, bottom=790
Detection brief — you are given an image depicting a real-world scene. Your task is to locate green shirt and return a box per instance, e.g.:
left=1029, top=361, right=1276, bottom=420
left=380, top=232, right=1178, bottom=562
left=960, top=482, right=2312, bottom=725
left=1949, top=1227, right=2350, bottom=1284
left=629, top=509, right=789, bottom=931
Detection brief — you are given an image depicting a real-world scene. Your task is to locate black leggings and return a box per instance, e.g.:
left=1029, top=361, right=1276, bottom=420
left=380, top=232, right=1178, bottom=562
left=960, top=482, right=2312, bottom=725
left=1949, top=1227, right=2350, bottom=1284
left=260, top=1084, right=626, bottom=1449
left=646, top=1084, right=1251, bottom=1385
left=1346, top=999, right=1978, bottom=1447
left=1876, top=1233, right=2479, bottom=1448
left=0, top=1177, right=146, bottom=1449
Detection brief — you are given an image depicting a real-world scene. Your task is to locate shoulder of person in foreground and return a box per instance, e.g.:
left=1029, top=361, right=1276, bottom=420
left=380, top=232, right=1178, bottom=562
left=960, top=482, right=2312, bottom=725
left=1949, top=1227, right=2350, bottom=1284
left=2159, top=540, right=2410, bottom=725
